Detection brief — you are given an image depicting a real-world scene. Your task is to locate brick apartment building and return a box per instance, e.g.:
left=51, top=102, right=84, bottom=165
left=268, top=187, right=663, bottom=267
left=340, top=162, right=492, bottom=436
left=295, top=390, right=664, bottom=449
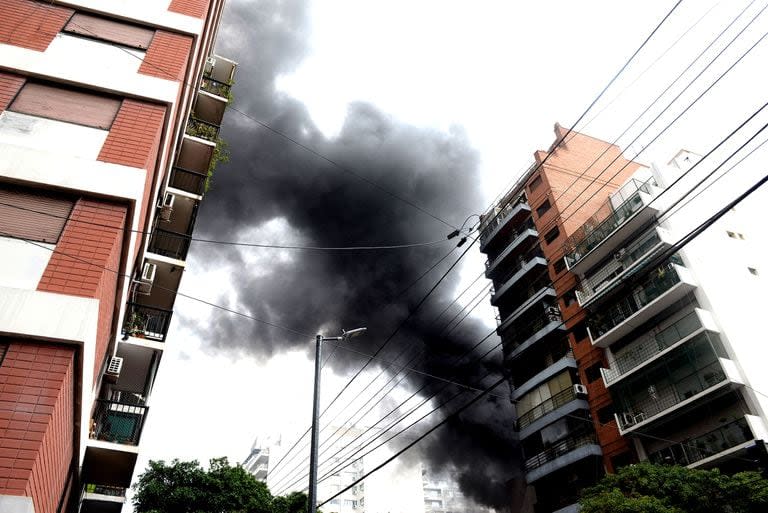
left=0, top=1, right=235, bottom=512
left=480, top=125, right=768, bottom=512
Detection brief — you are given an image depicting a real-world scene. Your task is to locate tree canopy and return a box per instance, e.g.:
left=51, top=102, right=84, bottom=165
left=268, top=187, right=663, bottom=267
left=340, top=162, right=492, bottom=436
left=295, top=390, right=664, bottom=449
left=580, top=462, right=768, bottom=513
left=133, top=457, right=308, bottom=513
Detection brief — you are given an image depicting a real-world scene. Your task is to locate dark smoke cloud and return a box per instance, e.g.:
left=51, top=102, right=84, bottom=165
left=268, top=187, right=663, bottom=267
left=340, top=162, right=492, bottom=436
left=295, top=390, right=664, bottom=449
left=191, top=0, right=521, bottom=508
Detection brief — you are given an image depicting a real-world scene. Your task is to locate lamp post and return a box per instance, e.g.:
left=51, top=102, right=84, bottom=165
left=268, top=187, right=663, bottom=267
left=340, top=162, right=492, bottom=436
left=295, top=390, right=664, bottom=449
left=308, top=328, right=367, bottom=513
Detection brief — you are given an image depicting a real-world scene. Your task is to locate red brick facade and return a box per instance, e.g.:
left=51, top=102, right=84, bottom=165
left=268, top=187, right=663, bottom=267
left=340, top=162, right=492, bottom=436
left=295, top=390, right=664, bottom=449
left=168, top=0, right=211, bottom=19
left=0, top=0, right=74, bottom=52
left=138, top=31, right=194, bottom=81
left=97, top=100, right=167, bottom=169
left=0, top=342, right=75, bottom=513
left=37, top=200, right=127, bottom=382
left=0, top=72, right=25, bottom=112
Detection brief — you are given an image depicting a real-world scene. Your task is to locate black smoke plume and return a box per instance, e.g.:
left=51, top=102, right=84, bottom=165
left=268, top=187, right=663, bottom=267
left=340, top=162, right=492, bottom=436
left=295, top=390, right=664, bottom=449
left=191, top=0, right=522, bottom=508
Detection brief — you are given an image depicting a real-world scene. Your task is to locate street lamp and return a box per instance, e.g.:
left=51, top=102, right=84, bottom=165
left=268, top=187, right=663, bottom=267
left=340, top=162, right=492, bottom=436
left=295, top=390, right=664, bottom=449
left=308, top=328, right=367, bottom=513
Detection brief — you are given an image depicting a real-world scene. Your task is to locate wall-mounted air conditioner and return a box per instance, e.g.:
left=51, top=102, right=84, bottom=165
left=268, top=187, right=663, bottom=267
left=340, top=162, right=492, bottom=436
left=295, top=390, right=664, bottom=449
left=621, top=412, right=637, bottom=427
left=136, top=261, right=157, bottom=294
left=104, top=356, right=123, bottom=382
left=158, top=192, right=175, bottom=222
left=573, top=384, right=588, bottom=396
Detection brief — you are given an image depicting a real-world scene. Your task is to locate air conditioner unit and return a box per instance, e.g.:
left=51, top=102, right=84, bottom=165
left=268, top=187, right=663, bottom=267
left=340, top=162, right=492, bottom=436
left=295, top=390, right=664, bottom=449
left=158, top=193, right=175, bottom=222
left=104, top=356, right=123, bottom=382
left=621, top=412, right=637, bottom=427
left=573, top=384, right=588, bottom=396
left=136, top=261, right=157, bottom=294
left=205, top=56, right=216, bottom=75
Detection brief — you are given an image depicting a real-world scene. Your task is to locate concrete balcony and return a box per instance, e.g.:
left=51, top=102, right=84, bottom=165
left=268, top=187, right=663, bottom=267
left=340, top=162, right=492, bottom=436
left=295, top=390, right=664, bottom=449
left=524, top=433, right=602, bottom=483
left=507, top=315, right=566, bottom=360
left=148, top=228, right=192, bottom=262
left=155, top=189, right=199, bottom=241
left=576, top=226, right=674, bottom=307
left=204, top=54, right=238, bottom=86
left=174, top=137, right=214, bottom=197
left=518, top=386, right=587, bottom=435
left=588, top=263, right=696, bottom=348
left=497, top=287, right=557, bottom=332
left=479, top=196, right=531, bottom=252
left=484, top=218, right=538, bottom=278
left=602, top=309, right=718, bottom=386
left=121, top=302, right=173, bottom=343
left=564, top=177, right=661, bottom=275
left=512, top=350, right=577, bottom=401
left=168, top=166, right=208, bottom=197
left=616, top=357, right=745, bottom=436
left=80, top=485, right=126, bottom=513
left=490, top=248, right=547, bottom=305
left=185, top=116, right=220, bottom=143
left=647, top=416, right=764, bottom=469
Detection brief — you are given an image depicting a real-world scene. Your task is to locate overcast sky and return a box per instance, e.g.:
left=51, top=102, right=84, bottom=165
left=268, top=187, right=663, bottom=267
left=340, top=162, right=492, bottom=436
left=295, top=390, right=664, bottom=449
left=126, top=0, right=768, bottom=510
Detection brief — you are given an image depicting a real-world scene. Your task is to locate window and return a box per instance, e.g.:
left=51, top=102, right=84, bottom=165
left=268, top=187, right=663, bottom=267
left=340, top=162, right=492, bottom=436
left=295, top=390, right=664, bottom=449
left=64, top=13, right=154, bottom=49
left=536, top=199, right=551, bottom=217
left=584, top=362, right=602, bottom=383
left=0, top=343, right=7, bottom=367
left=611, top=451, right=633, bottom=471
left=597, top=404, right=615, bottom=424
left=10, top=82, right=121, bottom=130
left=544, top=226, right=560, bottom=245
left=748, top=267, right=759, bottom=276
left=529, top=175, right=543, bottom=191
left=552, top=257, right=566, bottom=275
left=562, top=288, right=577, bottom=308
left=571, top=321, right=588, bottom=343
left=727, top=231, right=746, bottom=240
left=0, top=185, right=73, bottom=243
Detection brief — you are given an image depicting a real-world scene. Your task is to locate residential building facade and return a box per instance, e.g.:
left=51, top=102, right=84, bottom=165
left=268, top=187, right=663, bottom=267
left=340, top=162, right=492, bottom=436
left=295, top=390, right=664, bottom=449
left=0, top=1, right=235, bottom=512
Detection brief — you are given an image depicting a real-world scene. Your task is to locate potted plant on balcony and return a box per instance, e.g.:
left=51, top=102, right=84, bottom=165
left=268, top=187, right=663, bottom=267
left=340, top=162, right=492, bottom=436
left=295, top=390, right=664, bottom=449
left=125, top=311, right=147, bottom=338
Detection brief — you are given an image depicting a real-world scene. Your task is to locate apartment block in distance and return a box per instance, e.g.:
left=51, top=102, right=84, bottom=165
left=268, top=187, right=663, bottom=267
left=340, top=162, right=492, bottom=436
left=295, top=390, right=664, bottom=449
left=0, top=1, right=236, bottom=512
left=478, top=124, right=644, bottom=513
left=565, top=149, right=768, bottom=473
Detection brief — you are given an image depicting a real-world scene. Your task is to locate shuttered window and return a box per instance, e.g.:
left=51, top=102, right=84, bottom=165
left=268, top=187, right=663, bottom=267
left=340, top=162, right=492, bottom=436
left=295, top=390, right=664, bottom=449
left=64, top=13, right=154, bottom=50
left=0, top=186, right=74, bottom=243
left=9, top=82, right=121, bottom=130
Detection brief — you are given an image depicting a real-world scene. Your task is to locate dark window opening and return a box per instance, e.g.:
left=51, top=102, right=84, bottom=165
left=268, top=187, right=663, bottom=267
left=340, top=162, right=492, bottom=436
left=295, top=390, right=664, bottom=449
left=562, top=288, right=577, bottom=308
left=571, top=321, right=588, bottom=343
left=544, top=226, right=560, bottom=245
left=529, top=175, right=543, bottom=191
left=584, top=362, right=602, bottom=383
left=596, top=404, right=615, bottom=424
left=553, top=257, right=566, bottom=275
left=536, top=199, right=551, bottom=218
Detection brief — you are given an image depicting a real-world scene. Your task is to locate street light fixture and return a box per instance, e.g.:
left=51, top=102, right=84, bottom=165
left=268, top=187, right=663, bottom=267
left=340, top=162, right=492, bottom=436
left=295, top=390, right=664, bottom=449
left=307, top=327, right=367, bottom=513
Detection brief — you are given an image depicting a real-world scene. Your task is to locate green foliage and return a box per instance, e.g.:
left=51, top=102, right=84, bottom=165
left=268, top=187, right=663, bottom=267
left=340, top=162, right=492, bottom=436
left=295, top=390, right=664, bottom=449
left=580, top=462, right=768, bottom=513
left=205, top=137, right=230, bottom=193
left=133, top=457, right=306, bottom=513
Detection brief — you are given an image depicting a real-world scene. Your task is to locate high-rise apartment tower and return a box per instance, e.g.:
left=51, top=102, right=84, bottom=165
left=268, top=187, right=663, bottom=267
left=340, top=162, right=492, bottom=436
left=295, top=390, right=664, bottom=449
left=0, top=1, right=236, bottom=512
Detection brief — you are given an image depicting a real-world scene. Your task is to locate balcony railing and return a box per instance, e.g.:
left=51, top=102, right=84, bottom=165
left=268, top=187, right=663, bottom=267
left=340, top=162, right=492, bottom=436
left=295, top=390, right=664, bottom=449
left=485, top=217, right=537, bottom=271
left=587, top=262, right=682, bottom=340
left=525, top=433, right=599, bottom=472
left=648, top=417, right=752, bottom=467
left=201, top=74, right=232, bottom=98
left=169, top=166, right=208, bottom=196
left=479, top=193, right=528, bottom=246
left=518, top=386, right=577, bottom=430
left=148, top=228, right=191, bottom=261
left=83, top=484, right=126, bottom=497
left=492, top=246, right=545, bottom=295
left=564, top=177, right=657, bottom=267
left=122, top=302, right=173, bottom=342
left=616, top=361, right=727, bottom=431
left=603, top=310, right=704, bottom=384
left=186, top=116, right=220, bottom=142
left=90, top=399, right=148, bottom=445
left=504, top=308, right=562, bottom=351
left=512, top=348, right=574, bottom=390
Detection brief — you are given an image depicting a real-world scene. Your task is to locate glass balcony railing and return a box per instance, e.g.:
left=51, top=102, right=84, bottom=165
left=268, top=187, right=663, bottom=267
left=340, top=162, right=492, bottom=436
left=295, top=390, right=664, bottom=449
left=648, top=417, right=752, bottom=466
left=587, top=261, right=683, bottom=341
left=524, top=433, right=599, bottom=472
left=485, top=217, right=537, bottom=271
left=148, top=228, right=192, bottom=261
left=603, top=310, right=703, bottom=384
left=479, top=192, right=528, bottom=246
left=564, top=177, right=657, bottom=267
left=122, top=302, right=173, bottom=342
left=169, top=166, right=208, bottom=196
left=186, top=116, right=220, bottom=142
left=89, top=399, right=148, bottom=445
left=518, top=386, right=577, bottom=430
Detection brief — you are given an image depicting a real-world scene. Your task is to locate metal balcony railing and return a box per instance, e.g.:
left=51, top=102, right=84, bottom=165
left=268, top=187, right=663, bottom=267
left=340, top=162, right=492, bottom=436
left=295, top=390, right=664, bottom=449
left=201, top=74, right=232, bottom=98
left=122, top=302, right=173, bottom=342
left=90, top=399, right=148, bottom=445
left=169, top=166, right=208, bottom=196
left=485, top=217, right=537, bottom=271
left=518, top=386, right=577, bottom=430
left=587, top=262, right=682, bottom=340
left=564, top=177, right=657, bottom=267
left=83, top=484, right=126, bottom=497
left=148, top=228, right=191, bottom=261
left=493, top=246, right=545, bottom=292
left=603, top=311, right=703, bottom=383
left=616, top=361, right=727, bottom=431
left=186, top=116, right=220, bottom=142
left=479, top=193, right=528, bottom=246
left=648, top=417, right=752, bottom=466
left=524, top=433, right=598, bottom=472
left=511, top=348, right=574, bottom=390
left=503, top=308, right=562, bottom=351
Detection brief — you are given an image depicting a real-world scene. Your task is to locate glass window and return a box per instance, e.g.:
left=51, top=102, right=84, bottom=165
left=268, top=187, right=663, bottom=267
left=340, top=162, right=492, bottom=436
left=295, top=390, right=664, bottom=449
left=544, top=226, right=560, bottom=245
left=536, top=199, right=551, bottom=217
left=529, top=175, right=543, bottom=191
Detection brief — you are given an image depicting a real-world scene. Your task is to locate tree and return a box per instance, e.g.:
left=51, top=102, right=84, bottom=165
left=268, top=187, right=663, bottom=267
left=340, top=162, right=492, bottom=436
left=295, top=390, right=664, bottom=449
left=580, top=462, right=768, bottom=513
left=133, top=457, right=307, bottom=513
